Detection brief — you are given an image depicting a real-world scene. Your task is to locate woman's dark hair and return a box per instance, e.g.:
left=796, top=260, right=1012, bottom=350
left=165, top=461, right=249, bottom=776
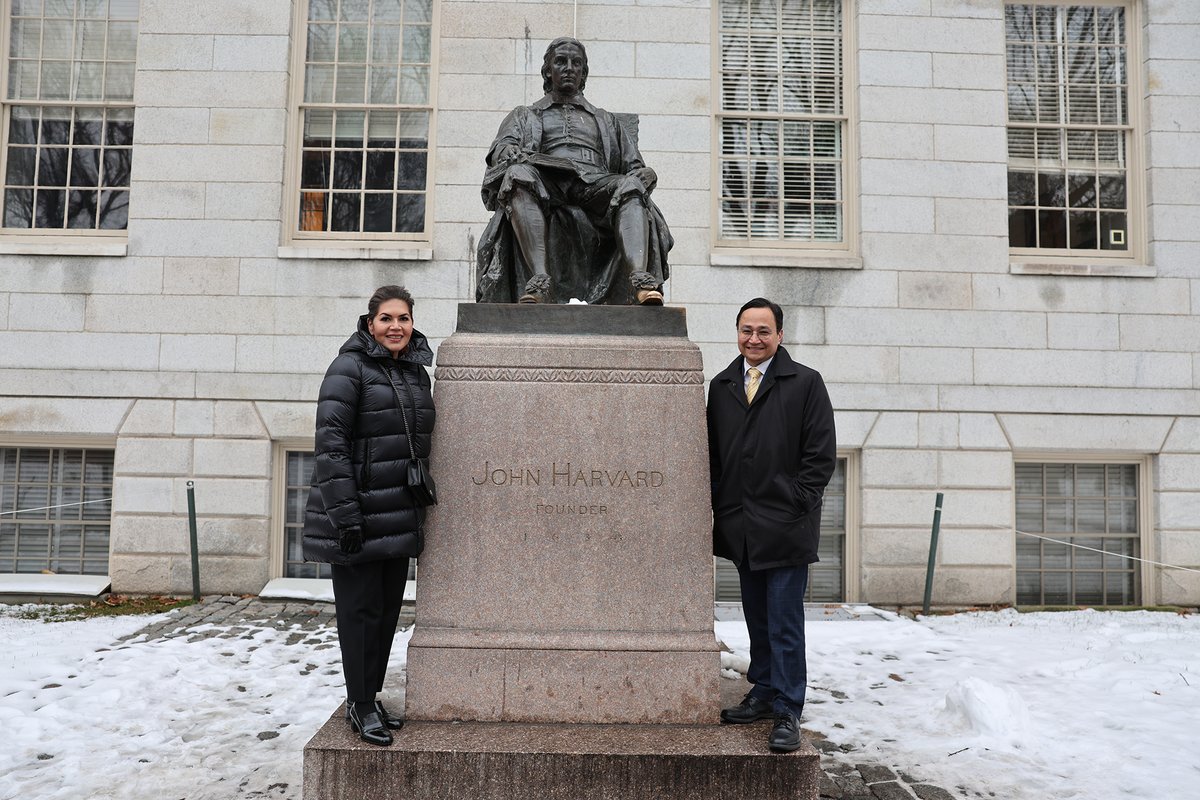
left=736, top=297, right=783, bottom=332
left=368, top=285, right=414, bottom=318
left=541, top=37, right=588, bottom=94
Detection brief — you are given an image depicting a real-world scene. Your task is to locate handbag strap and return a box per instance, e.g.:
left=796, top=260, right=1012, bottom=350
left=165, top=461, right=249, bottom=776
left=383, top=364, right=419, bottom=462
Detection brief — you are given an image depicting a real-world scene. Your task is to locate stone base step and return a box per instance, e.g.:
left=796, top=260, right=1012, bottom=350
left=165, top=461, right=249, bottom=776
left=304, top=708, right=819, bottom=800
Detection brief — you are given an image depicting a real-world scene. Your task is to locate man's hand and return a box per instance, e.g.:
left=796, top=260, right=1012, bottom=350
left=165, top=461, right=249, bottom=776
left=497, top=144, right=522, bottom=163
left=628, top=166, right=657, bottom=192
left=338, top=527, right=363, bottom=555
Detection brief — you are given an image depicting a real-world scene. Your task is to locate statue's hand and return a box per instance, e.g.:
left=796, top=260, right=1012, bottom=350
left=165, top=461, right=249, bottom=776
left=497, top=144, right=522, bottom=163
left=629, top=167, right=657, bottom=192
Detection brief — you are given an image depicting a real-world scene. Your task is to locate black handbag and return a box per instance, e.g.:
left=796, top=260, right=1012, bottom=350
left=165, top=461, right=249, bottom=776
left=385, top=366, right=438, bottom=507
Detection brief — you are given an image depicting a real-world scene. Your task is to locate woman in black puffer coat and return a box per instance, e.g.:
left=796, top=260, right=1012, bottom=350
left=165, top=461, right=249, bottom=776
left=302, top=285, right=435, bottom=747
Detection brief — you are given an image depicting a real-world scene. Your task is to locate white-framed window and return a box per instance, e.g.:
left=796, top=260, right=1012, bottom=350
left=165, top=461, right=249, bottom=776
left=1005, top=2, right=1139, bottom=259
left=284, top=0, right=435, bottom=245
left=713, top=0, right=851, bottom=253
left=1015, top=460, right=1143, bottom=605
left=0, top=445, right=114, bottom=574
left=0, top=0, right=138, bottom=234
left=715, top=456, right=849, bottom=603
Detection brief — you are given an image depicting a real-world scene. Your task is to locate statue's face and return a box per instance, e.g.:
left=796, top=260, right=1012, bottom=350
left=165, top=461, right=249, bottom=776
left=548, top=43, right=586, bottom=94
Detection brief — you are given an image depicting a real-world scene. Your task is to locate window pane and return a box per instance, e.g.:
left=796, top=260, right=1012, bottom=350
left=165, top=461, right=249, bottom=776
left=365, top=151, right=395, bottom=190
left=394, top=192, right=424, bottom=232
left=395, top=150, right=425, bottom=190
left=332, top=150, right=363, bottom=189
left=4, top=189, right=34, bottom=227
left=102, top=149, right=131, bottom=187
left=67, top=188, right=97, bottom=228
left=108, top=21, right=137, bottom=60
left=308, top=23, right=336, bottom=62
left=9, top=107, right=38, bottom=145
left=6, top=147, right=36, bottom=185
left=105, top=108, right=133, bottom=145
left=363, top=193, right=393, bottom=232
left=330, top=192, right=360, bottom=231
left=70, top=148, right=100, bottom=186
left=97, top=189, right=128, bottom=228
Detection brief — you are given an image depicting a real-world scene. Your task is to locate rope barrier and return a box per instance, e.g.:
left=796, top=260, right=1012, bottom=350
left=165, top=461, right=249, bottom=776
left=0, top=497, right=113, bottom=517
left=1013, top=529, right=1200, bottom=575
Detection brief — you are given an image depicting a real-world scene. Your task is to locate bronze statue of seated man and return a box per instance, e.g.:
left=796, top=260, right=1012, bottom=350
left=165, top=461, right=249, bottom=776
left=476, top=37, right=672, bottom=306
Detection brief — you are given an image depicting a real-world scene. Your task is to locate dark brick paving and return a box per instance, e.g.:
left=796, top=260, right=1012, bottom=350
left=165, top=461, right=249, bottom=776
left=119, top=595, right=960, bottom=800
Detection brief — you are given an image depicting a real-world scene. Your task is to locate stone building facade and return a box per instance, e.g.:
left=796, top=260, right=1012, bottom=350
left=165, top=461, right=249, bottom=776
left=0, top=0, right=1197, bottom=606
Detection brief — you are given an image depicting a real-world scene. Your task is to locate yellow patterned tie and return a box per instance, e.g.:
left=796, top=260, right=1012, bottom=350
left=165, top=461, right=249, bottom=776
left=746, top=367, right=762, bottom=404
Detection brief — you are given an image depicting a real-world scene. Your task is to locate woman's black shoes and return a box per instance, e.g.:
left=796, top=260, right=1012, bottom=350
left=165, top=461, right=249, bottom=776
left=375, top=700, right=405, bottom=730
left=348, top=703, right=392, bottom=746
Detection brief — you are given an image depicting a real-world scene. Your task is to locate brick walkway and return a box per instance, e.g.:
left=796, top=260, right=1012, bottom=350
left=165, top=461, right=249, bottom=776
left=119, top=595, right=963, bottom=800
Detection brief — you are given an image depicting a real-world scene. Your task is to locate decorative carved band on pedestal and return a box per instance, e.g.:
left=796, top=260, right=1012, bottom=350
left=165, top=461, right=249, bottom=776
left=434, top=366, right=704, bottom=384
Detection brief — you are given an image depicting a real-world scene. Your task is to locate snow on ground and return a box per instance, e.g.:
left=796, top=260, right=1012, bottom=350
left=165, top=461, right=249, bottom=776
left=721, top=608, right=1200, bottom=800
left=1, top=605, right=1197, bottom=800
left=0, top=606, right=410, bottom=800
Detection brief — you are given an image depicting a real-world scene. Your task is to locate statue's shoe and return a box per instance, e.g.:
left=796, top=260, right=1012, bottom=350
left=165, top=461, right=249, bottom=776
left=637, top=288, right=663, bottom=306
left=520, top=273, right=552, bottom=303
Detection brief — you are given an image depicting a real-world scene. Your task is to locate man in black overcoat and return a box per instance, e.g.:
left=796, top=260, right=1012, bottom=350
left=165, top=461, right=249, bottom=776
left=707, top=297, right=837, bottom=752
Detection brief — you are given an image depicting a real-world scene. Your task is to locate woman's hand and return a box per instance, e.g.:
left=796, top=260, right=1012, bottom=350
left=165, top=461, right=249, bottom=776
left=338, top=527, right=364, bottom=555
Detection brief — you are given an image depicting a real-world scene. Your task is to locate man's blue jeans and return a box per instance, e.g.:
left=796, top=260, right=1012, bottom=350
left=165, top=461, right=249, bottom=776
left=737, top=560, right=809, bottom=717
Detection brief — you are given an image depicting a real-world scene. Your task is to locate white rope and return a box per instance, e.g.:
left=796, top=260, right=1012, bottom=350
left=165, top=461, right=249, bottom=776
left=0, top=497, right=113, bottom=517
left=1014, top=529, right=1200, bottom=574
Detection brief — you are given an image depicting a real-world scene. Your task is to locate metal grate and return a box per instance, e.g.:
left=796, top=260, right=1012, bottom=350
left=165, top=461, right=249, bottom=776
left=1015, top=462, right=1139, bottom=605
left=0, top=446, right=113, bottom=575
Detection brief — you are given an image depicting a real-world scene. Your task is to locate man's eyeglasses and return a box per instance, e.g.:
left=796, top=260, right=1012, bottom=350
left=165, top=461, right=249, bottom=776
left=738, top=327, right=776, bottom=340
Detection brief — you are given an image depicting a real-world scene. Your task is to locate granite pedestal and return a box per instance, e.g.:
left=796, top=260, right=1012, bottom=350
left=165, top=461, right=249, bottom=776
left=304, top=304, right=819, bottom=800
left=303, top=707, right=821, bottom=800
left=405, top=304, right=719, bottom=724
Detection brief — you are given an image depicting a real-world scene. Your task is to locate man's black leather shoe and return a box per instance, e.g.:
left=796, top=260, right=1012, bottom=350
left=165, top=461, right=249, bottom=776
left=375, top=700, right=404, bottom=730
left=720, top=692, right=774, bottom=724
left=768, top=711, right=802, bottom=752
left=348, top=704, right=393, bottom=746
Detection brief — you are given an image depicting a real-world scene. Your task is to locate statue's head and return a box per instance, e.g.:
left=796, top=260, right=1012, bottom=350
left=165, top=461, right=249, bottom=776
left=542, top=37, right=589, bottom=94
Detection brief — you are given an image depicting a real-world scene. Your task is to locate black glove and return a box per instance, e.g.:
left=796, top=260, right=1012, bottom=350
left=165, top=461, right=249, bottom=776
left=338, top=527, right=363, bottom=555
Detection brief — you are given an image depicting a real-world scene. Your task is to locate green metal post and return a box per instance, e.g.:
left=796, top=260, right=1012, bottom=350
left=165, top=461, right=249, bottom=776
left=921, top=492, right=945, bottom=616
left=186, top=480, right=200, bottom=601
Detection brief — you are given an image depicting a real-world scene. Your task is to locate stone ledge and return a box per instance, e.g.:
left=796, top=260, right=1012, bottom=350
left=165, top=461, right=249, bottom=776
left=458, top=302, right=689, bottom=337
left=304, top=710, right=820, bottom=800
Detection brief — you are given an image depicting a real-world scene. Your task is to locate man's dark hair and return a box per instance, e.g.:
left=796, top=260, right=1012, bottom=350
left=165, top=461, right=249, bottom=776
left=368, top=285, right=415, bottom=318
left=542, top=37, right=589, bottom=94
left=736, top=297, right=783, bottom=332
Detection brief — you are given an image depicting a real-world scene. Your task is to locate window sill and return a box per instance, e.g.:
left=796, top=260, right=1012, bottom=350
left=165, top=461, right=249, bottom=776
left=1010, top=260, right=1155, bottom=278
left=710, top=250, right=862, bottom=270
left=278, top=244, right=433, bottom=261
left=0, top=238, right=127, bottom=257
